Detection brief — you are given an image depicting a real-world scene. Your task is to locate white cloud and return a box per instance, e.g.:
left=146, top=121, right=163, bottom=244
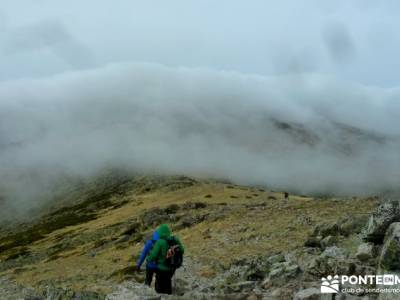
left=0, top=62, right=399, bottom=219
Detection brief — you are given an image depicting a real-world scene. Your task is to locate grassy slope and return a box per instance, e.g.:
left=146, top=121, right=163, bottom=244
left=0, top=176, right=379, bottom=294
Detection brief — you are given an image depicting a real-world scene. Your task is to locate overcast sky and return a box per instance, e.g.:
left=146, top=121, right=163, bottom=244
left=1, top=0, right=399, bottom=86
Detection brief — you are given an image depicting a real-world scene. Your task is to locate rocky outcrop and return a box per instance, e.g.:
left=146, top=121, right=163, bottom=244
left=0, top=277, right=41, bottom=300
left=304, top=215, right=368, bottom=250
left=293, top=287, right=321, bottom=300
left=262, top=261, right=300, bottom=288
left=356, top=243, right=375, bottom=262
left=45, top=286, right=104, bottom=300
left=379, top=222, right=400, bottom=271
left=106, top=282, right=160, bottom=300
left=364, top=200, right=400, bottom=243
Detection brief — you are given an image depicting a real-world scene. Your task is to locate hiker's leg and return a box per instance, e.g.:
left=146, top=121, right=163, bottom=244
left=165, top=270, right=173, bottom=295
left=145, top=267, right=155, bottom=286
left=155, top=270, right=163, bottom=293
left=155, top=270, right=171, bottom=294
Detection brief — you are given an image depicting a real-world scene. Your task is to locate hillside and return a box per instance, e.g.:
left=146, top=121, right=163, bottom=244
left=0, top=174, right=382, bottom=299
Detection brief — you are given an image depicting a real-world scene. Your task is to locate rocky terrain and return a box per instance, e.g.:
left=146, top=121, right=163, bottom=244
left=1, top=174, right=400, bottom=299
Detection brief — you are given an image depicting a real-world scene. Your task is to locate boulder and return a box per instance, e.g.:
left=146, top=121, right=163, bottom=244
left=339, top=215, right=369, bottom=237
left=313, top=223, right=341, bottom=238
left=266, top=254, right=286, bottom=265
left=356, top=243, right=375, bottom=262
left=321, top=246, right=347, bottom=259
left=45, top=286, right=104, bottom=300
left=293, top=288, right=320, bottom=300
left=379, top=222, right=400, bottom=271
left=304, top=236, right=322, bottom=248
left=305, top=247, right=350, bottom=276
left=227, top=281, right=255, bottom=293
left=321, top=236, right=338, bottom=249
left=0, top=277, right=42, bottom=300
left=262, top=262, right=300, bottom=288
left=106, top=282, right=161, bottom=300
left=364, top=200, right=400, bottom=243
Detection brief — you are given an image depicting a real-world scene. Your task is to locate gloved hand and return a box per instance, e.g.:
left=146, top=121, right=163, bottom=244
left=134, top=265, right=141, bottom=272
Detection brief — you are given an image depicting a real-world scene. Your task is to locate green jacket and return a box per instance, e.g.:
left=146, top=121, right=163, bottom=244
left=147, top=224, right=185, bottom=271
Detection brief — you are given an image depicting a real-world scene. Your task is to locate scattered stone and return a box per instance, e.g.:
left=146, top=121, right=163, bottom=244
left=45, top=285, right=104, bottom=300
left=379, top=222, right=400, bottom=271
left=0, top=277, right=42, bottom=300
left=140, top=207, right=168, bottom=227
left=339, top=215, right=369, bottom=237
left=321, top=246, right=347, bottom=259
left=304, top=236, right=322, bottom=248
left=364, top=199, right=400, bottom=243
left=296, top=214, right=314, bottom=226
left=313, top=223, right=341, bottom=238
left=263, top=262, right=300, bottom=288
left=182, top=201, right=207, bottom=210
left=178, top=215, right=205, bottom=229
left=293, top=288, right=320, bottom=300
left=356, top=243, right=375, bottom=262
left=164, top=204, right=180, bottom=214
left=228, top=281, right=255, bottom=293
left=320, top=235, right=338, bottom=249
left=106, top=282, right=160, bottom=300
left=266, top=254, right=286, bottom=265
left=304, top=247, right=349, bottom=276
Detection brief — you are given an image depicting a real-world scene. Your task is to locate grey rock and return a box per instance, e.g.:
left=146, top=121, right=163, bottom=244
left=339, top=215, right=369, bottom=237
left=304, top=247, right=352, bottom=276
left=313, top=223, right=341, bottom=238
left=293, top=288, right=320, bottom=300
left=266, top=254, right=285, bottom=265
left=268, top=266, right=284, bottom=278
left=0, top=277, right=43, bottom=300
left=356, top=243, right=375, bottom=262
left=321, top=246, right=347, bottom=259
left=364, top=200, right=400, bottom=243
left=45, top=286, right=104, bottom=300
left=106, top=282, right=160, bottom=300
left=304, top=236, right=322, bottom=248
left=228, top=281, right=255, bottom=293
left=379, top=222, right=400, bottom=271
left=321, top=235, right=338, bottom=249
left=263, top=262, right=300, bottom=288
left=285, top=247, right=322, bottom=274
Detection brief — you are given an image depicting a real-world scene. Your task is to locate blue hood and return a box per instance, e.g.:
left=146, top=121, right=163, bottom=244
left=152, top=230, right=159, bottom=240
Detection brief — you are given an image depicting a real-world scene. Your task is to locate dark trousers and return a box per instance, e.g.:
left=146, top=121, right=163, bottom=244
left=155, top=270, right=173, bottom=294
left=145, top=267, right=156, bottom=286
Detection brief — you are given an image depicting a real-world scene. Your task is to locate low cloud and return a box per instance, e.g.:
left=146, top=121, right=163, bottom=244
left=0, top=62, right=400, bottom=220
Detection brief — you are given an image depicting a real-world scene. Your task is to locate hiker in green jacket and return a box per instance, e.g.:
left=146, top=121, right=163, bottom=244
left=146, top=224, right=184, bottom=294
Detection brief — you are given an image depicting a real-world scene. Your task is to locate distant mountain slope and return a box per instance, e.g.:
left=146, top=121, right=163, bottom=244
left=0, top=175, right=379, bottom=298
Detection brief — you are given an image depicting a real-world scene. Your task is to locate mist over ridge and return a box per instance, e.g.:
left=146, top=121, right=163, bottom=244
left=0, top=62, right=399, bottom=219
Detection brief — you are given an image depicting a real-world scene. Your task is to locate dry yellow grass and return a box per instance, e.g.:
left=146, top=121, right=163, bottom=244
left=0, top=179, right=379, bottom=292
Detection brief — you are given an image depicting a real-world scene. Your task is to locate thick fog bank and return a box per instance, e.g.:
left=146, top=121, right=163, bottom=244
left=1, top=63, right=400, bottom=219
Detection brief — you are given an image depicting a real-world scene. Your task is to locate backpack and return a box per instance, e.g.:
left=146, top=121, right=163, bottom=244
left=165, top=237, right=183, bottom=269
